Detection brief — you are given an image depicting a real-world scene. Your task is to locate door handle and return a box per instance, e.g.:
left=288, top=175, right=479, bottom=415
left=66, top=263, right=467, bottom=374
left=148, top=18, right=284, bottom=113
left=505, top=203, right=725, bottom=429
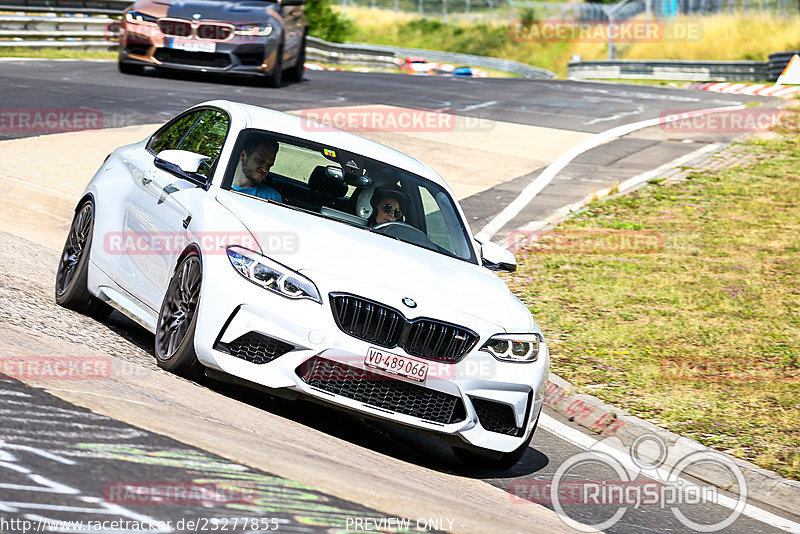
left=143, top=169, right=158, bottom=186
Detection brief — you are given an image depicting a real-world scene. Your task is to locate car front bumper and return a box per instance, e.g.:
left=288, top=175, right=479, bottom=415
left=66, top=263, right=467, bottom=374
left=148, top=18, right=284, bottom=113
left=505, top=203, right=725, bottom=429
left=193, top=254, right=549, bottom=454
left=119, top=23, right=280, bottom=76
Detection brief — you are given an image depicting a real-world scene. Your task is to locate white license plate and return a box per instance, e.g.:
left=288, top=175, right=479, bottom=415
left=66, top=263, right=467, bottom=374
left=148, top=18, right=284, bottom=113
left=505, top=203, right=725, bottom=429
left=364, top=347, right=429, bottom=382
left=168, top=38, right=215, bottom=53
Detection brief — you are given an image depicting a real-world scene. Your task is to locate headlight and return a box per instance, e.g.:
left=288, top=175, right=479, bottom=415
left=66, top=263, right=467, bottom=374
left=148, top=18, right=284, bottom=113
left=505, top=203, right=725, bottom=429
left=480, top=333, right=541, bottom=363
left=226, top=246, right=321, bottom=304
left=125, top=11, right=158, bottom=25
left=233, top=23, right=273, bottom=36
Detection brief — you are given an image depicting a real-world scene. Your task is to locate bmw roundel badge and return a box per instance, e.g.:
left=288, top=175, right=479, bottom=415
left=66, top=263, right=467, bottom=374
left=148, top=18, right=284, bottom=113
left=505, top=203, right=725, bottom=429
left=402, top=297, right=417, bottom=308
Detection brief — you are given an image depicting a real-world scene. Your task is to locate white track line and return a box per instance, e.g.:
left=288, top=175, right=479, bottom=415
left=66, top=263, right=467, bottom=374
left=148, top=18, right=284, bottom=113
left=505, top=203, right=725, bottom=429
left=513, top=142, right=722, bottom=237
left=539, top=414, right=800, bottom=532
left=458, top=101, right=497, bottom=112
left=0, top=172, right=75, bottom=200
left=475, top=104, right=746, bottom=242
left=615, top=142, right=721, bottom=194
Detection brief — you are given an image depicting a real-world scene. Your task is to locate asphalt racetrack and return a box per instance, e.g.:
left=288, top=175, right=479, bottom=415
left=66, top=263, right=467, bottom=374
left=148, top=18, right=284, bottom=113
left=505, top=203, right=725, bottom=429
left=0, top=60, right=796, bottom=533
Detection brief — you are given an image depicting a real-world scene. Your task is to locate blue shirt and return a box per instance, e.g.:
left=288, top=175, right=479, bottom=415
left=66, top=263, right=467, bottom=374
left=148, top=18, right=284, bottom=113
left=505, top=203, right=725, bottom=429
left=232, top=183, right=282, bottom=202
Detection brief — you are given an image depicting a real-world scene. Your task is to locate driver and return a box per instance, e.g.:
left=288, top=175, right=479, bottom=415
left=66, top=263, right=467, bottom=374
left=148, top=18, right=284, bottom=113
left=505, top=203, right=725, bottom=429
left=232, top=136, right=282, bottom=202
left=368, top=187, right=411, bottom=227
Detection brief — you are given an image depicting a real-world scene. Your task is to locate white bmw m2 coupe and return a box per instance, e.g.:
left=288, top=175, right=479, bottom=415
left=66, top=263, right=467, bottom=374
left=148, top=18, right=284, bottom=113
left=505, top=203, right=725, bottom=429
left=55, top=100, right=549, bottom=468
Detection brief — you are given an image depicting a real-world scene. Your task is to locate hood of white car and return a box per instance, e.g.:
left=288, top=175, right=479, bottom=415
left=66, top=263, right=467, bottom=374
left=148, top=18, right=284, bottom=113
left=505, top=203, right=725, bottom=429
left=217, top=192, right=534, bottom=332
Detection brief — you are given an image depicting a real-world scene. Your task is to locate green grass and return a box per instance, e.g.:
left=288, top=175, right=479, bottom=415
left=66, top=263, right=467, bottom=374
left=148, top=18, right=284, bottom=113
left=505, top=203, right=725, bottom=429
left=0, top=47, right=116, bottom=59
left=502, top=116, right=800, bottom=479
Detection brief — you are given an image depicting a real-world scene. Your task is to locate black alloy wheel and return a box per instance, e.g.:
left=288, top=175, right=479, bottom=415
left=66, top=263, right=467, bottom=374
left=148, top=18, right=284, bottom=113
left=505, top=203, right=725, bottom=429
left=55, top=201, right=112, bottom=319
left=155, top=252, right=204, bottom=378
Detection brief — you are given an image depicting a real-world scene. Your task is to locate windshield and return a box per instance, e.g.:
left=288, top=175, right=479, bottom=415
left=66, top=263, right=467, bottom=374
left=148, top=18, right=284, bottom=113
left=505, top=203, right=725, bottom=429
left=222, top=129, right=477, bottom=263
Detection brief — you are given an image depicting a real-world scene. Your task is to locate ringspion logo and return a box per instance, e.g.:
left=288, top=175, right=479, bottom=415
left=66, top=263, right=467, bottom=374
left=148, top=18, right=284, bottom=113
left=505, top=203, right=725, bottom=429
left=510, top=434, right=747, bottom=532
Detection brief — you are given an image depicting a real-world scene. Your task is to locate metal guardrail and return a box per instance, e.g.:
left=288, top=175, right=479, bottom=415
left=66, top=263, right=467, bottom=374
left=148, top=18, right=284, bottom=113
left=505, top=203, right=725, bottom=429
left=308, top=36, right=556, bottom=79
left=0, top=0, right=130, bottom=15
left=768, top=50, right=799, bottom=80
left=0, top=14, right=114, bottom=39
left=568, top=59, right=772, bottom=82
left=0, top=38, right=112, bottom=46
left=306, top=36, right=398, bottom=69
left=0, top=13, right=116, bottom=46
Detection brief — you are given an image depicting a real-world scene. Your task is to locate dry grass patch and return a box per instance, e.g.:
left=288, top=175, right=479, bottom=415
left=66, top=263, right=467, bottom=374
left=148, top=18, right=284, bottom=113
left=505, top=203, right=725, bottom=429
left=342, top=10, right=800, bottom=77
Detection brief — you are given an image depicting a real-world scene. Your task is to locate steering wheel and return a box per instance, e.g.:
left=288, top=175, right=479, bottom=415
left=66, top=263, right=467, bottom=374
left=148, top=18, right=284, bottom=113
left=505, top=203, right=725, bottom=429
left=373, top=221, right=439, bottom=250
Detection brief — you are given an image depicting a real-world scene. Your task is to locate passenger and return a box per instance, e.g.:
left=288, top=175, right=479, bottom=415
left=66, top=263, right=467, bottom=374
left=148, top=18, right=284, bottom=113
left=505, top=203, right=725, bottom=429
left=232, top=137, right=282, bottom=201
left=368, top=187, right=411, bottom=227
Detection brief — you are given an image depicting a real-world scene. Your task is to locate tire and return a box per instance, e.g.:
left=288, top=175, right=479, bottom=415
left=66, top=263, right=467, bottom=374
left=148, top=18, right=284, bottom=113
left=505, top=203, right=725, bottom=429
left=283, top=35, right=305, bottom=83
left=55, top=201, right=112, bottom=320
left=261, top=45, right=283, bottom=88
left=118, top=61, right=144, bottom=75
left=452, top=414, right=539, bottom=469
left=154, top=251, right=204, bottom=379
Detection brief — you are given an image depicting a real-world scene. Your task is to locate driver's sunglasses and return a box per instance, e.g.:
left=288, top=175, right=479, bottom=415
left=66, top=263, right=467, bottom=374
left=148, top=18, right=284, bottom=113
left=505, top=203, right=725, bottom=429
left=381, top=203, right=403, bottom=219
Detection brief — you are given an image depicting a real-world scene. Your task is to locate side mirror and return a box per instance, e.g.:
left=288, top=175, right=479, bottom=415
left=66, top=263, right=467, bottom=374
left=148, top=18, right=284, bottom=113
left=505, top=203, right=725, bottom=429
left=154, top=150, right=211, bottom=187
left=477, top=239, right=517, bottom=273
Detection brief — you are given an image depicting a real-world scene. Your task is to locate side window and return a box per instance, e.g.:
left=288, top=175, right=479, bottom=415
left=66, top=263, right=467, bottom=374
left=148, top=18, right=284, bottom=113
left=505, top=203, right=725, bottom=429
left=419, top=186, right=455, bottom=254
left=149, top=111, right=203, bottom=154
left=177, top=110, right=230, bottom=178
